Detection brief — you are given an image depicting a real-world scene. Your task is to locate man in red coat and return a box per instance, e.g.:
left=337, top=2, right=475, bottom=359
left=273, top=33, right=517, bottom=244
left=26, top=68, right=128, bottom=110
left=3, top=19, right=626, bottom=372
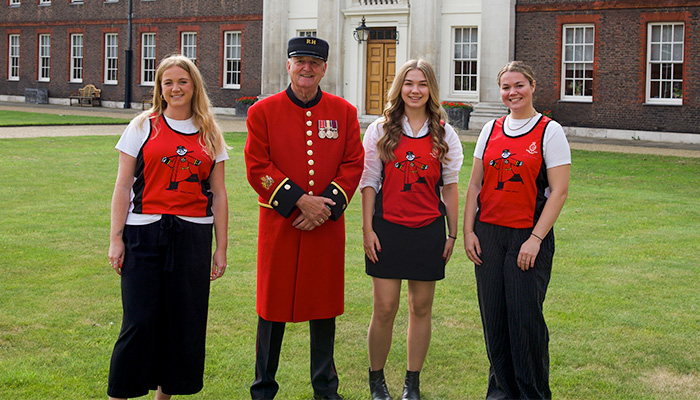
left=244, top=36, right=364, bottom=400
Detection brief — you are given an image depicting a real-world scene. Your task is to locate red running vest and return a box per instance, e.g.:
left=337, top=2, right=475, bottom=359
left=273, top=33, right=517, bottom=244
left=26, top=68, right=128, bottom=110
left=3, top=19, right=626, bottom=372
left=376, top=133, right=445, bottom=228
left=478, top=115, right=550, bottom=229
left=132, top=116, right=215, bottom=217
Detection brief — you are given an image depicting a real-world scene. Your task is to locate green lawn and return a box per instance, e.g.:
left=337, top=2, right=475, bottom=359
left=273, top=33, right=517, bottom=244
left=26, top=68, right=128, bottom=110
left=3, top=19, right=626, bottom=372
left=0, top=132, right=698, bottom=399
left=0, top=110, right=131, bottom=126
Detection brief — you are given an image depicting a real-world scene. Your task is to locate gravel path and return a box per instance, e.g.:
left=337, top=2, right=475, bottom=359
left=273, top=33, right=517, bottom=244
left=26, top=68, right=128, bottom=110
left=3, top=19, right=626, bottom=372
left=2, top=101, right=700, bottom=158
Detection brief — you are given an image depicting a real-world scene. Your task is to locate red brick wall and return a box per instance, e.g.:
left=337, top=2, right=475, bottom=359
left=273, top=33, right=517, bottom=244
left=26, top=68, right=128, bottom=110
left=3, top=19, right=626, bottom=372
left=0, top=0, right=262, bottom=108
left=516, top=0, right=700, bottom=134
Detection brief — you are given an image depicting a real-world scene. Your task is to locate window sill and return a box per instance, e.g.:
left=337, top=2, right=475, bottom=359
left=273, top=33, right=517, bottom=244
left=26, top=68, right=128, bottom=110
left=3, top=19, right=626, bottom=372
left=643, top=101, right=682, bottom=107
left=558, top=98, right=592, bottom=104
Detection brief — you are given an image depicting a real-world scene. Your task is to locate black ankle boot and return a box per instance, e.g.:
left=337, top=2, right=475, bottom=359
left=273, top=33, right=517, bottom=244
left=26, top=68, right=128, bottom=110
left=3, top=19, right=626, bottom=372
left=400, top=370, right=420, bottom=400
left=369, top=368, right=392, bottom=400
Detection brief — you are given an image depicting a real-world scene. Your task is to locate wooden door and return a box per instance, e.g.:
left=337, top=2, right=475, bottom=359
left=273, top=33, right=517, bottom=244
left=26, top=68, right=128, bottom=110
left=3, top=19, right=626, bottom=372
left=365, top=41, right=396, bottom=115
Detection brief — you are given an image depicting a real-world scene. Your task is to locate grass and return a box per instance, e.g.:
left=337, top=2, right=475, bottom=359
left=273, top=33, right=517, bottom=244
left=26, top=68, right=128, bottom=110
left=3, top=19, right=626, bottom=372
left=0, top=130, right=699, bottom=399
left=0, top=110, right=131, bottom=126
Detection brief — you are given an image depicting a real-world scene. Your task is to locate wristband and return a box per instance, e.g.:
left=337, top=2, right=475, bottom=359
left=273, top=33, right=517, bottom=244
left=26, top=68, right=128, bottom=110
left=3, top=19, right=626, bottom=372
left=448, top=235, right=457, bottom=240
left=531, top=233, right=543, bottom=241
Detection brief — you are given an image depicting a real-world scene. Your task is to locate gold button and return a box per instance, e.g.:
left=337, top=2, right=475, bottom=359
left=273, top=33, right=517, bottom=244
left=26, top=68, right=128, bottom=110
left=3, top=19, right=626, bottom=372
left=307, top=130, right=313, bottom=137
left=307, top=140, right=313, bottom=146
left=332, top=189, right=339, bottom=195
left=306, top=120, right=312, bottom=127
left=308, top=159, right=314, bottom=166
left=307, top=150, right=313, bottom=156
left=309, top=180, right=315, bottom=186
left=273, top=200, right=279, bottom=207
left=306, top=111, right=312, bottom=117
left=284, top=184, right=291, bottom=190
left=309, top=169, right=315, bottom=176
left=308, top=191, right=314, bottom=195
left=342, top=204, right=346, bottom=209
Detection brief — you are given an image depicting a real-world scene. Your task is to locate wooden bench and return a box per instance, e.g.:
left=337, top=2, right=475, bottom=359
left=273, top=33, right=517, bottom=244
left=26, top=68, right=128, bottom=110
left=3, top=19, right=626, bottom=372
left=142, top=93, right=154, bottom=110
left=69, top=84, right=102, bottom=107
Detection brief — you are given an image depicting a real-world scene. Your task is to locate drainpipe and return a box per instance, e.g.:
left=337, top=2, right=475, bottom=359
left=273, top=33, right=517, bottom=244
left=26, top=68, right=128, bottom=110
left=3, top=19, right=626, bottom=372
left=123, top=0, right=133, bottom=108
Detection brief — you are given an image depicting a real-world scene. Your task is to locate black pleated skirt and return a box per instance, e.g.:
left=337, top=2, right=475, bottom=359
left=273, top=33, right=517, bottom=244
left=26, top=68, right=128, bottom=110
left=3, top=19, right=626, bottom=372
left=365, top=215, right=446, bottom=281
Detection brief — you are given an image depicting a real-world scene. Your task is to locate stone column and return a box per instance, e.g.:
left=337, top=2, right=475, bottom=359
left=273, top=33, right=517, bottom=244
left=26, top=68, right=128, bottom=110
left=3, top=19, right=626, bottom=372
left=408, top=0, right=441, bottom=67
left=470, top=0, right=515, bottom=129
left=317, top=1, right=343, bottom=96
left=260, top=0, right=290, bottom=98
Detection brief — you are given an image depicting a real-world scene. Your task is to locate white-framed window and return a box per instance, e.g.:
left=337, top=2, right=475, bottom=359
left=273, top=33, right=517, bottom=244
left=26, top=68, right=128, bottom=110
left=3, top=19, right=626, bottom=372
left=181, top=32, right=197, bottom=63
left=453, top=27, right=478, bottom=93
left=223, top=31, right=241, bottom=89
left=70, top=33, right=83, bottom=83
left=562, top=24, right=594, bottom=101
left=9, top=0, right=20, bottom=6
left=298, top=30, right=317, bottom=37
left=141, top=32, right=156, bottom=85
left=39, top=0, right=50, bottom=4
left=8, top=34, right=20, bottom=81
left=38, top=34, right=50, bottom=81
left=646, top=22, right=684, bottom=105
left=105, top=33, right=119, bottom=84
left=70, top=0, right=83, bottom=3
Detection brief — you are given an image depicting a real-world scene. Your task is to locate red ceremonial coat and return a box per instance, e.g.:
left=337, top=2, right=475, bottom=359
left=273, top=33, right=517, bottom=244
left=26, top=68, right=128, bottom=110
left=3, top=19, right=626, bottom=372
left=244, top=87, right=364, bottom=323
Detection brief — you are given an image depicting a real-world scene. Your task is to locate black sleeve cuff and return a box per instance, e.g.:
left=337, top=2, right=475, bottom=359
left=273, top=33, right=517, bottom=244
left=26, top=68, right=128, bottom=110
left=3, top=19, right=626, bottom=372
left=270, top=179, right=305, bottom=218
left=321, top=182, right=349, bottom=221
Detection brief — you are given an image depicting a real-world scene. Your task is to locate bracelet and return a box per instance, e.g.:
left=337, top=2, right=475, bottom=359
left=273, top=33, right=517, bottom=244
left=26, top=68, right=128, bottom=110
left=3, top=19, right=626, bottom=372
left=447, top=235, right=457, bottom=240
left=363, top=230, right=374, bottom=235
left=531, top=233, right=543, bottom=241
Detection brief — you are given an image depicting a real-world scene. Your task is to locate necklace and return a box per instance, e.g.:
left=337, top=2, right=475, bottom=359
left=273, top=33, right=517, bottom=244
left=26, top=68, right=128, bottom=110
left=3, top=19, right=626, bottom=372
left=506, top=113, right=536, bottom=131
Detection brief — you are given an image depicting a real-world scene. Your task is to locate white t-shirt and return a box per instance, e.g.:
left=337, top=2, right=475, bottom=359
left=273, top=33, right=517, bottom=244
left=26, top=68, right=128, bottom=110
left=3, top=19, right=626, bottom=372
left=360, top=116, right=464, bottom=193
left=115, top=115, right=229, bottom=225
left=474, top=114, right=571, bottom=168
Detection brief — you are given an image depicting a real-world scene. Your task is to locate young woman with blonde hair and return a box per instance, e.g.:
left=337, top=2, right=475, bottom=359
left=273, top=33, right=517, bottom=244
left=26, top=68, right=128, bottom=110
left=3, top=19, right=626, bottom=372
left=360, top=59, right=463, bottom=400
left=463, top=61, right=570, bottom=399
left=107, top=54, right=229, bottom=400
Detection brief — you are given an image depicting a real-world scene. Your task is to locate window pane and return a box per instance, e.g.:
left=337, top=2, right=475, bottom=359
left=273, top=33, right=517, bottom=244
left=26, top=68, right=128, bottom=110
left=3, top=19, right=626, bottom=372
left=673, top=63, right=683, bottom=80
left=662, top=25, right=671, bottom=42
left=650, top=43, right=660, bottom=61
left=672, top=81, right=682, bottom=98
left=673, top=44, right=683, bottom=61
left=661, top=44, right=671, bottom=61
left=651, top=25, right=660, bottom=42
left=674, top=25, right=684, bottom=42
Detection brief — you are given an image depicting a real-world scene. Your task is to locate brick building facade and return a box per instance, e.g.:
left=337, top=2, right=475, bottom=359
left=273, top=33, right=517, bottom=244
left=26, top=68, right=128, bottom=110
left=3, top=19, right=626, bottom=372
left=1, top=0, right=262, bottom=110
left=515, top=0, right=700, bottom=135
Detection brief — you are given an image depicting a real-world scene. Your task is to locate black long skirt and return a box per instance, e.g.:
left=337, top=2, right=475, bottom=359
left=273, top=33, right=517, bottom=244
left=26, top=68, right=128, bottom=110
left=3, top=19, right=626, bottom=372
left=365, top=216, right=446, bottom=281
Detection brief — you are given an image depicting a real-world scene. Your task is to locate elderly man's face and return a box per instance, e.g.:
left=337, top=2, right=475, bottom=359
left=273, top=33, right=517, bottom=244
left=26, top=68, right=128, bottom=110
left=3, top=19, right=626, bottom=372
left=287, top=56, right=327, bottom=92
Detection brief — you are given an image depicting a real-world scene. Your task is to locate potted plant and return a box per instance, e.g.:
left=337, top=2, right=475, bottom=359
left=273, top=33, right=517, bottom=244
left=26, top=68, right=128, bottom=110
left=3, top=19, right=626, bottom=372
left=441, top=101, right=473, bottom=130
left=235, top=96, right=259, bottom=116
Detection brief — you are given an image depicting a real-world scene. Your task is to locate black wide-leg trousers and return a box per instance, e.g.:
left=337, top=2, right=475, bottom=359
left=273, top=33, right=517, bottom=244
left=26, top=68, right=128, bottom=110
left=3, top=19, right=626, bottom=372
left=474, top=220, right=554, bottom=400
left=108, top=217, right=212, bottom=398
left=250, top=316, right=339, bottom=399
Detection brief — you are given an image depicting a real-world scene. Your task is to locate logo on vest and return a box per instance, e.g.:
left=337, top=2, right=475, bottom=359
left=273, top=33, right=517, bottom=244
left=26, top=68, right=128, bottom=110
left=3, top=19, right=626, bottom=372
left=526, top=141, right=538, bottom=155
left=488, top=149, right=524, bottom=191
left=161, top=145, right=202, bottom=191
left=394, top=151, right=429, bottom=192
